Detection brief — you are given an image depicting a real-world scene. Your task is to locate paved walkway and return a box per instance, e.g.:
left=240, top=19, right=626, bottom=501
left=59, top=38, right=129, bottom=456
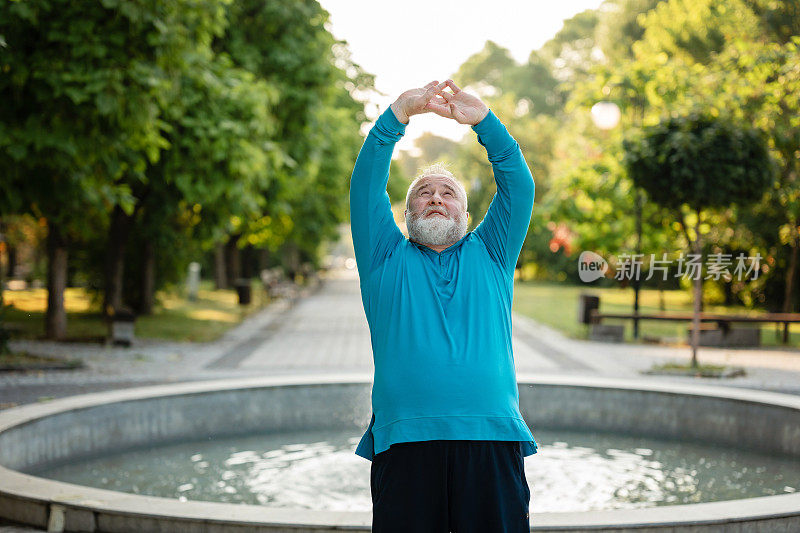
left=3, top=267, right=800, bottom=408
left=2, top=267, right=800, bottom=530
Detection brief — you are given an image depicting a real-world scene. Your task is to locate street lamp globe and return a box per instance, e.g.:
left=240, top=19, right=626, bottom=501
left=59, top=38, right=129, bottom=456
left=590, top=101, right=621, bottom=130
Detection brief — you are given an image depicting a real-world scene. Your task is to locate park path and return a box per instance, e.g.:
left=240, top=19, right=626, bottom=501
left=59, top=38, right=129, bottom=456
left=227, top=267, right=563, bottom=375
left=4, top=265, right=800, bottom=411
left=220, top=267, right=800, bottom=395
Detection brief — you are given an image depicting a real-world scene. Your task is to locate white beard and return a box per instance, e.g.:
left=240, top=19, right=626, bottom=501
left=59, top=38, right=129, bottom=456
left=406, top=207, right=468, bottom=247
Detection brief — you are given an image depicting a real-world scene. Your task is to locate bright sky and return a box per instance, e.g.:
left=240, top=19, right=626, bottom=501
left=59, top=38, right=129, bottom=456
left=318, top=0, right=605, bottom=152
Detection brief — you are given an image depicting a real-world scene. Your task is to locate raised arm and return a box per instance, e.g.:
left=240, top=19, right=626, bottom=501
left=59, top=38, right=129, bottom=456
left=471, top=110, right=535, bottom=274
left=427, top=80, right=535, bottom=274
left=349, top=81, right=448, bottom=276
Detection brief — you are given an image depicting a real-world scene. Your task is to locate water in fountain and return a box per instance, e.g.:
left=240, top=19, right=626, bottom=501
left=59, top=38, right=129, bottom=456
left=32, top=427, right=799, bottom=513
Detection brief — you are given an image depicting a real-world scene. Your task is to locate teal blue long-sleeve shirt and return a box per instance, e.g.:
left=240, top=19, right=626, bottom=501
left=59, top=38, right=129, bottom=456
left=350, top=106, right=538, bottom=460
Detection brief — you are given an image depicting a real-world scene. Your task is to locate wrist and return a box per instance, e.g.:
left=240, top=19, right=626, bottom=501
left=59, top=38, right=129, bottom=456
left=470, top=106, right=490, bottom=126
left=390, top=101, right=410, bottom=125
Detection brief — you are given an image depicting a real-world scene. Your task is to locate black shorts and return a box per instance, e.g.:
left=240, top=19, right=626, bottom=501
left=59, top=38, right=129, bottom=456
left=370, top=440, right=531, bottom=533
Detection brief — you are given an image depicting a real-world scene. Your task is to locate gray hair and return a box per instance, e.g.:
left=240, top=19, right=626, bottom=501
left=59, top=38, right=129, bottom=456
left=405, top=162, right=469, bottom=212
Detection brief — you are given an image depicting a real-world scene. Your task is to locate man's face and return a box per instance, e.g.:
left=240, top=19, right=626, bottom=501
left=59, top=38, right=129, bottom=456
left=405, top=174, right=469, bottom=247
left=407, top=175, right=465, bottom=218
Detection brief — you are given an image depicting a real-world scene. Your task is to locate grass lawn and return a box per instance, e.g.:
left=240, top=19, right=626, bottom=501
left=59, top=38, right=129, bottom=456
left=0, top=351, right=84, bottom=370
left=512, top=280, right=800, bottom=348
left=2, top=280, right=271, bottom=343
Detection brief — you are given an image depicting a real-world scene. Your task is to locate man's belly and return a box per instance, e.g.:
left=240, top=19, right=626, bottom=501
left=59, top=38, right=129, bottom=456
left=371, top=356, right=519, bottom=421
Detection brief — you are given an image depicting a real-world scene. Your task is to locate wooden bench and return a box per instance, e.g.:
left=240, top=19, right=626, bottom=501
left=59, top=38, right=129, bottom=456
left=589, top=311, right=800, bottom=345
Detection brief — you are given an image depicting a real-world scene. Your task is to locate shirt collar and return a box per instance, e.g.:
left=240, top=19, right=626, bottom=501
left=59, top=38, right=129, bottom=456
left=410, top=232, right=471, bottom=255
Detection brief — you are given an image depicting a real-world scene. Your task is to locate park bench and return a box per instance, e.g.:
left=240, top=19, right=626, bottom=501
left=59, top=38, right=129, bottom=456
left=577, top=293, right=800, bottom=346
left=589, top=310, right=800, bottom=346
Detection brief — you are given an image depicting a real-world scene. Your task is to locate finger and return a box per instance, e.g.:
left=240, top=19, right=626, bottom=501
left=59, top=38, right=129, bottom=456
left=423, top=80, right=439, bottom=89
left=430, top=95, right=448, bottom=105
left=425, top=99, right=450, bottom=112
left=445, top=79, right=461, bottom=93
left=424, top=101, right=453, bottom=118
left=423, top=81, right=448, bottom=102
left=438, top=90, right=452, bottom=103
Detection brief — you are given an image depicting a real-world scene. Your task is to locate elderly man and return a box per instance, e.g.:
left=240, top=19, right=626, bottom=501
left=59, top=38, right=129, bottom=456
left=349, top=79, right=537, bottom=532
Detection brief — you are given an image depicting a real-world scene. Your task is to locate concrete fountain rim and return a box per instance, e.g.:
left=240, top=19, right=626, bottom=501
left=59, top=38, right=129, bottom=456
left=0, top=373, right=799, bottom=531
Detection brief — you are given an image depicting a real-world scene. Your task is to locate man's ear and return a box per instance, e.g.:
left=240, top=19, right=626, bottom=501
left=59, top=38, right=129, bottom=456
left=466, top=212, right=470, bottom=221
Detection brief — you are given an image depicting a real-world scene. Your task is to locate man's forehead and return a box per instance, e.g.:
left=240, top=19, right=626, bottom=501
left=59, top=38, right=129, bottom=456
left=414, top=174, right=458, bottom=192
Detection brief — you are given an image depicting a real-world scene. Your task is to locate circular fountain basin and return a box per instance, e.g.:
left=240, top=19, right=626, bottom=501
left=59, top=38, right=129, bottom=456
left=0, top=374, right=799, bottom=532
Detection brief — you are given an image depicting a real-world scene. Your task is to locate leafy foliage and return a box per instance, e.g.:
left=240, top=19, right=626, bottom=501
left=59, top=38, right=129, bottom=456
left=0, top=0, right=372, bottom=329
left=623, top=114, right=774, bottom=211
left=216, top=0, right=372, bottom=264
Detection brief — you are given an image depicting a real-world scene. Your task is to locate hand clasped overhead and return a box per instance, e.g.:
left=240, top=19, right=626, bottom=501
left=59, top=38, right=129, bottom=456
left=390, top=79, right=490, bottom=126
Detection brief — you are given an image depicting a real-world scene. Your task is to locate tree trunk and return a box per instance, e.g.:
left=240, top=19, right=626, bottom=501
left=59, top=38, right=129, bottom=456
left=138, top=240, right=156, bottom=315
left=241, top=245, right=254, bottom=280
left=224, top=234, right=241, bottom=287
left=258, top=248, right=270, bottom=274
left=782, top=227, right=798, bottom=313
left=214, top=243, right=227, bottom=289
left=285, top=243, right=300, bottom=281
left=698, top=281, right=705, bottom=313
left=691, top=271, right=701, bottom=369
left=45, top=224, right=68, bottom=340
left=6, top=245, right=16, bottom=279
left=689, top=216, right=703, bottom=369
left=103, top=206, right=133, bottom=317
left=723, top=274, right=734, bottom=306
left=0, top=220, right=6, bottom=327
left=632, top=190, right=643, bottom=339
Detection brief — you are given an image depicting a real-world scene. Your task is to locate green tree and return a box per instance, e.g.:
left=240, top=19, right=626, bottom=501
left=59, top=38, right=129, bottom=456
left=122, top=56, right=280, bottom=313
left=632, top=0, right=800, bottom=312
left=393, top=133, right=460, bottom=199
left=0, top=0, right=225, bottom=337
left=717, top=38, right=800, bottom=312
left=624, top=113, right=773, bottom=366
left=216, top=0, right=372, bottom=273
left=595, top=0, right=664, bottom=64
left=386, top=160, right=412, bottom=206
left=450, top=38, right=572, bottom=275
left=454, top=41, right=561, bottom=116
left=540, top=8, right=601, bottom=83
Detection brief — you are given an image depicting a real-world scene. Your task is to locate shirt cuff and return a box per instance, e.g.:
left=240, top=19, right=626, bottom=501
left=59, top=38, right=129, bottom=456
left=370, top=106, right=407, bottom=143
left=471, top=110, right=515, bottom=156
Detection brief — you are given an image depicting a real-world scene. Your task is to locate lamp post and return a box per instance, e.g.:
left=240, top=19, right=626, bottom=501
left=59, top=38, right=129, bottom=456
left=591, top=99, right=644, bottom=339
